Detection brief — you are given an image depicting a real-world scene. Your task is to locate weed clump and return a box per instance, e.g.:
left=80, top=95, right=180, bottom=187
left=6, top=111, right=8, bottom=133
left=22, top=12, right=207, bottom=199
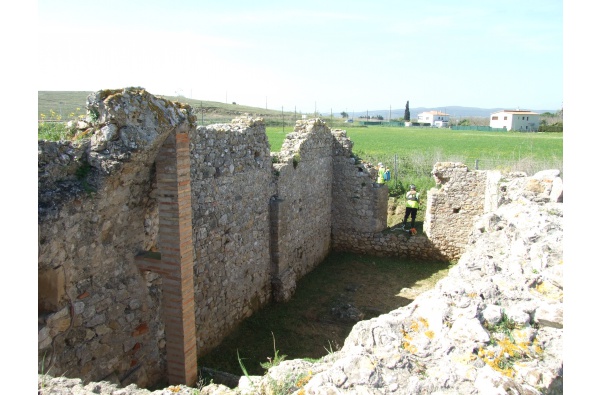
left=477, top=313, right=545, bottom=378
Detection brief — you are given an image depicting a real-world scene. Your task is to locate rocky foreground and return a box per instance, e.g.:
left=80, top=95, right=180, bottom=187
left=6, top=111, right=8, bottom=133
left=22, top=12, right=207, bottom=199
left=39, top=170, right=563, bottom=394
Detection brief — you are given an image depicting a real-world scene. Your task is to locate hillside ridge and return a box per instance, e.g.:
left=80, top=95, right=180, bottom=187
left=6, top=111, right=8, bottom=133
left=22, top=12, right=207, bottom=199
left=38, top=91, right=556, bottom=120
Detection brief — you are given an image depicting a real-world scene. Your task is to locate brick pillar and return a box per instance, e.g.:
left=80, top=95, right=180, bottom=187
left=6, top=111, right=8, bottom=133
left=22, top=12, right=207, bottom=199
left=155, top=131, right=197, bottom=386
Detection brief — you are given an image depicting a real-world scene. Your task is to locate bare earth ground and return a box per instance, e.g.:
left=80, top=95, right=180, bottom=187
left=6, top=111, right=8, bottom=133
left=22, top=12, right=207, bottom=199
left=199, top=251, right=451, bottom=379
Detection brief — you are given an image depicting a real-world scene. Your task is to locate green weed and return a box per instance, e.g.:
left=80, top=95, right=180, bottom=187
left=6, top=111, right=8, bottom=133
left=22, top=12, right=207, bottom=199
left=292, top=154, right=301, bottom=169
left=38, top=109, right=80, bottom=141
left=478, top=313, right=544, bottom=378
left=260, top=333, right=287, bottom=371
left=485, top=313, right=518, bottom=343
left=323, top=340, right=337, bottom=355
left=237, top=349, right=255, bottom=391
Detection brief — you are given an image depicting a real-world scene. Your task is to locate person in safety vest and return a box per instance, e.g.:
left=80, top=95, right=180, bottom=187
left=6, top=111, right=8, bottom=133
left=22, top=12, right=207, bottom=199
left=402, top=184, right=420, bottom=233
left=376, top=163, right=386, bottom=185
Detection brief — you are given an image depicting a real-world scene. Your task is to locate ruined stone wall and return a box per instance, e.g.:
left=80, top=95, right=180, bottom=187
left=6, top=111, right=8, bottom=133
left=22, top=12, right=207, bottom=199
left=332, top=230, right=447, bottom=260
left=39, top=167, right=565, bottom=395
left=38, top=89, right=516, bottom=390
left=38, top=88, right=195, bottom=388
left=423, top=162, right=499, bottom=261
left=38, top=90, right=377, bottom=388
left=189, top=118, right=273, bottom=353
left=328, top=128, right=446, bottom=260
left=330, top=129, right=388, bottom=235
left=332, top=159, right=498, bottom=261
left=269, top=119, right=335, bottom=302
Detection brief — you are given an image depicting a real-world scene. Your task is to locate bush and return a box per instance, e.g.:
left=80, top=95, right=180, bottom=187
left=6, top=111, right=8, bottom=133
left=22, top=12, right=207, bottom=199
left=538, top=123, right=563, bottom=133
left=38, top=122, right=77, bottom=141
left=38, top=109, right=80, bottom=141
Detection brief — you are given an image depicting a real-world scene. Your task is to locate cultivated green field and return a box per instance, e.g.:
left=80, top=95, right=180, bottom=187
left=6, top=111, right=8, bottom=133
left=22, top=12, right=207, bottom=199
left=267, top=126, right=562, bottom=163
left=267, top=125, right=563, bottom=195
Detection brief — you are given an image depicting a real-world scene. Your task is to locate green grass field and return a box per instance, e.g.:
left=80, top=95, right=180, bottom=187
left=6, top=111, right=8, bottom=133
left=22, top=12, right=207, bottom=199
left=267, top=125, right=562, bottom=163
left=267, top=125, right=562, bottom=186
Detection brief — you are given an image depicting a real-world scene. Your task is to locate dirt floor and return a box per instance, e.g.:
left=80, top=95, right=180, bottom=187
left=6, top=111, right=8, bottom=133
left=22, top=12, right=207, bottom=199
left=199, top=251, right=451, bottom=378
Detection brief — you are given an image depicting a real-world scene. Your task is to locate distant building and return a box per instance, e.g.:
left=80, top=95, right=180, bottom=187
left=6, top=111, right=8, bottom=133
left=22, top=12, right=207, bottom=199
left=490, top=109, right=540, bottom=131
left=417, top=111, right=449, bottom=127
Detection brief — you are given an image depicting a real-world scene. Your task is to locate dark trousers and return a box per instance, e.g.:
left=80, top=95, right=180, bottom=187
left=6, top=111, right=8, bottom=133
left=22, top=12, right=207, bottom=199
left=403, top=207, right=418, bottom=228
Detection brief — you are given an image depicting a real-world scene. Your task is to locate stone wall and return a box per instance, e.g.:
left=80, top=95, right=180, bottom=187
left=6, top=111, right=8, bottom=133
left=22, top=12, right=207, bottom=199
left=329, top=151, right=482, bottom=261
left=38, top=89, right=388, bottom=388
left=38, top=88, right=195, bottom=388
left=332, top=162, right=504, bottom=262
left=38, top=167, right=565, bottom=394
left=269, top=119, right=334, bottom=302
left=424, top=162, right=501, bottom=261
left=188, top=118, right=273, bottom=352
left=330, top=129, right=388, bottom=235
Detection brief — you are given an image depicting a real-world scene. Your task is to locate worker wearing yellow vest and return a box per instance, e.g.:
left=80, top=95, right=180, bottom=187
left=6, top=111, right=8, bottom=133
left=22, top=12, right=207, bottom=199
left=402, top=184, right=420, bottom=234
left=376, top=163, right=386, bottom=185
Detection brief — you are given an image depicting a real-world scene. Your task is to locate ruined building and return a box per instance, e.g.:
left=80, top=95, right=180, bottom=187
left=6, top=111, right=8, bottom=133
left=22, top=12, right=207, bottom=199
left=38, top=88, right=548, bottom=388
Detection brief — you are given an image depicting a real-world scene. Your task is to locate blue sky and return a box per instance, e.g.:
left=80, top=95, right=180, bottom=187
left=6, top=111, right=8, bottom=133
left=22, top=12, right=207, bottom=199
left=38, top=0, right=563, bottom=113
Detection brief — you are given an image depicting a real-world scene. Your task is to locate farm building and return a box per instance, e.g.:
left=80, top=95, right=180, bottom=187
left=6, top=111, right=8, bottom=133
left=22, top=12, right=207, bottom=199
left=417, top=111, right=449, bottom=127
left=489, top=109, right=540, bottom=131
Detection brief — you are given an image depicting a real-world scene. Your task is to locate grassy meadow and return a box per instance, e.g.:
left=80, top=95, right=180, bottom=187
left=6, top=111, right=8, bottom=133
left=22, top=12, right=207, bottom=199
left=267, top=125, right=563, bottom=198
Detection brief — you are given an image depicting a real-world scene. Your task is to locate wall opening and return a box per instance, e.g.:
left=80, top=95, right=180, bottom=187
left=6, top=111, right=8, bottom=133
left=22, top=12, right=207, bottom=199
left=38, top=266, right=66, bottom=315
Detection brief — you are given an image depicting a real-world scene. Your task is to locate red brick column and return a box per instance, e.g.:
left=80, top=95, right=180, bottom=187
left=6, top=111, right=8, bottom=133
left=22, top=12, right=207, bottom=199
left=154, top=131, right=197, bottom=386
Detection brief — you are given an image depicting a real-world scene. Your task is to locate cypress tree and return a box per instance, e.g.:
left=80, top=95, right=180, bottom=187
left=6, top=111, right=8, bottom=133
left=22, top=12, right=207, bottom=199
left=404, top=101, right=410, bottom=121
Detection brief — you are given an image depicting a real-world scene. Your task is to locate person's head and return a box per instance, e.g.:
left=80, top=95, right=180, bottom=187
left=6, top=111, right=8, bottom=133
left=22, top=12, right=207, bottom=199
left=409, top=184, right=416, bottom=191
left=378, top=162, right=383, bottom=167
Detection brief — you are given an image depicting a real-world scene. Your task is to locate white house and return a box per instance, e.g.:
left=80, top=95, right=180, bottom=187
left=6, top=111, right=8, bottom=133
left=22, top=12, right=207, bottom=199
left=489, top=109, right=540, bottom=131
left=417, top=111, right=449, bottom=127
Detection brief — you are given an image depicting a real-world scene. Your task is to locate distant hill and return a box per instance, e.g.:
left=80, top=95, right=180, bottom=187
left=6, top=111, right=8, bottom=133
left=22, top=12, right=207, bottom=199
left=38, top=91, right=555, bottom=122
left=38, top=91, right=289, bottom=121
left=342, top=106, right=556, bottom=120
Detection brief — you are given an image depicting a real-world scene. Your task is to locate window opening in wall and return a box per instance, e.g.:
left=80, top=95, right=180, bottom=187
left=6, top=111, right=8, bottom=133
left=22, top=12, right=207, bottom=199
left=38, top=266, right=66, bottom=315
left=453, top=208, right=460, bottom=213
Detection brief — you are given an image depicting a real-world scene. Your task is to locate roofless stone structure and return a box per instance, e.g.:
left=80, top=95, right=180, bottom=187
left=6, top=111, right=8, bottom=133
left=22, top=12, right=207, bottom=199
left=38, top=88, right=562, bottom=393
